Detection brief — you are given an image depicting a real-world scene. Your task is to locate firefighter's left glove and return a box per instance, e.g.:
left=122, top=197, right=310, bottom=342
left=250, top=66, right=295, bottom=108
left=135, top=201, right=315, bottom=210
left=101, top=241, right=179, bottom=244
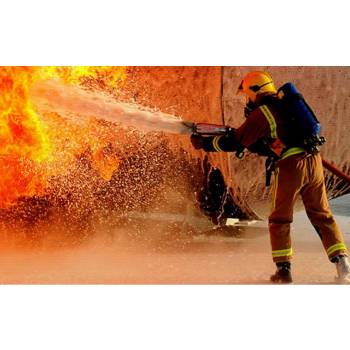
left=190, top=134, right=204, bottom=150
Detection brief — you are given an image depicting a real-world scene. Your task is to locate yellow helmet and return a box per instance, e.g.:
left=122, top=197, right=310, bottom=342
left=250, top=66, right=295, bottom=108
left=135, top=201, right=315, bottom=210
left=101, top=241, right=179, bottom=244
left=237, top=71, right=277, bottom=102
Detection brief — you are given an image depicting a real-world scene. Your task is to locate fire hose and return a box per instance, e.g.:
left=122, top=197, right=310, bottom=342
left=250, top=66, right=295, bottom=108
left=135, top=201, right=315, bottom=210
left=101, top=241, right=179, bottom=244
left=322, top=159, right=350, bottom=184
left=183, top=121, right=350, bottom=185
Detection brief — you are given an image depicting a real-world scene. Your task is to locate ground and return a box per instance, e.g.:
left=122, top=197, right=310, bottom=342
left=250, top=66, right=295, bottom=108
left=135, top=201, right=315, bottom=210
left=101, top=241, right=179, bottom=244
left=0, top=196, right=348, bottom=284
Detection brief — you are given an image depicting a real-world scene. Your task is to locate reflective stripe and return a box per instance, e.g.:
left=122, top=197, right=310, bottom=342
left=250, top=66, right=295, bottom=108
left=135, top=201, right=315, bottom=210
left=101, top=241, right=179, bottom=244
left=280, top=147, right=306, bottom=160
left=260, top=105, right=277, bottom=139
left=271, top=168, right=279, bottom=211
left=272, top=248, right=293, bottom=258
left=212, top=136, right=222, bottom=152
left=327, top=243, right=347, bottom=257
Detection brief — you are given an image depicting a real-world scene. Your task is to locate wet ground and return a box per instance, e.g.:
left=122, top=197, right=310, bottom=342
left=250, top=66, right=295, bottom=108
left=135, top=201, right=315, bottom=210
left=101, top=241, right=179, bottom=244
left=0, top=196, right=349, bottom=285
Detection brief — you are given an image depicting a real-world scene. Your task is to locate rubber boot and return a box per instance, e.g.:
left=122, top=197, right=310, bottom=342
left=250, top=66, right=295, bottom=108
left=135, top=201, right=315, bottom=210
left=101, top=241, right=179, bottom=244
left=332, top=255, right=350, bottom=284
left=270, top=262, right=293, bottom=284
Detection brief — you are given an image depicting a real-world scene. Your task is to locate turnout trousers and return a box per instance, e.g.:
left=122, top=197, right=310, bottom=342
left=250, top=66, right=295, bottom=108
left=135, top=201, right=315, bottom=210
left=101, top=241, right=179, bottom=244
left=268, top=152, right=348, bottom=262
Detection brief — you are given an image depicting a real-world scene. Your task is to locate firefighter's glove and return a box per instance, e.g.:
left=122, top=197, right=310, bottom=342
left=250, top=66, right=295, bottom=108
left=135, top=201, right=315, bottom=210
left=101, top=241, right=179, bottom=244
left=190, top=134, right=204, bottom=150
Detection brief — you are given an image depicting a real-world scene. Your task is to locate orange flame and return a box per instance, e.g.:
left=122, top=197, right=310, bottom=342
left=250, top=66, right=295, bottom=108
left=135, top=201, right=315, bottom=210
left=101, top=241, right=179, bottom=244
left=0, top=66, right=126, bottom=207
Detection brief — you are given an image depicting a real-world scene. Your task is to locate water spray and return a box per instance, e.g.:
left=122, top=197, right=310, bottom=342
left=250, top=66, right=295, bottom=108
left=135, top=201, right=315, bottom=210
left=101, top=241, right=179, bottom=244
left=31, top=80, right=192, bottom=135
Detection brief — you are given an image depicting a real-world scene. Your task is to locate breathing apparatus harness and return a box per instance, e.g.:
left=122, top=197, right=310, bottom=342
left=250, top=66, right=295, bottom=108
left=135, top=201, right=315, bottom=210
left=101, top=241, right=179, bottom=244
left=246, top=82, right=326, bottom=186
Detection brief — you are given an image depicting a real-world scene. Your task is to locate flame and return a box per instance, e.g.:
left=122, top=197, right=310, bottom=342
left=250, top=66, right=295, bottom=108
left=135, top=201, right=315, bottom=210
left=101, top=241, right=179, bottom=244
left=48, top=66, right=125, bottom=87
left=0, top=66, right=126, bottom=207
left=0, top=67, right=50, bottom=161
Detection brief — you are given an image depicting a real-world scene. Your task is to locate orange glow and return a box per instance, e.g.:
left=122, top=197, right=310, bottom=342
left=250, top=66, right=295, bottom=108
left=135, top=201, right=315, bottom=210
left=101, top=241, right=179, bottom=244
left=0, top=66, right=126, bottom=207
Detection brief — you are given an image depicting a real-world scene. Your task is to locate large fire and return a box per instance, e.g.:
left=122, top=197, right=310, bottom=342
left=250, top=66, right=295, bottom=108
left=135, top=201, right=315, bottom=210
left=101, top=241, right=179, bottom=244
left=0, top=66, right=207, bottom=246
left=0, top=66, right=126, bottom=207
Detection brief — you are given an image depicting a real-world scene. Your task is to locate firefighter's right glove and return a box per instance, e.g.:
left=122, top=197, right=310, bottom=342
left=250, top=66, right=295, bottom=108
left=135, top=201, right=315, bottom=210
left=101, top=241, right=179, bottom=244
left=190, top=134, right=204, bottom=150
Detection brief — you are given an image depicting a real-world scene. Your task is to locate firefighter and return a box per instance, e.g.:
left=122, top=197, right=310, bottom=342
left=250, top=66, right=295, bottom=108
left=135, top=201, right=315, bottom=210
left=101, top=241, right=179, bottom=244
left=190, top=71, right=350, bottom=283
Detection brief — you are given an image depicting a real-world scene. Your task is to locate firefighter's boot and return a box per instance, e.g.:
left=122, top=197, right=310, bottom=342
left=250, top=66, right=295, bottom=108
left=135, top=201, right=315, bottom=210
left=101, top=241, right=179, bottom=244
left=332, top=255, right=350, bottom=284
left=270, top=262, right=293, bottom=284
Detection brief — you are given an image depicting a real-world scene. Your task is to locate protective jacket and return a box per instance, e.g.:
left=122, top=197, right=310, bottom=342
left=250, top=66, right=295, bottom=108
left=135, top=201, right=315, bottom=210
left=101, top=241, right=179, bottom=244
left=202, top=94, right=305, bottom=160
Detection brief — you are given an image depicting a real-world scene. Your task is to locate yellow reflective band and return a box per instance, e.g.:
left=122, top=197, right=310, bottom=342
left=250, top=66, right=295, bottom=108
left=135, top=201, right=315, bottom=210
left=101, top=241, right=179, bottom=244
left=327, top=243, right=347, bottom=256
left=271, top=169, right=279, bottom=211
left=272, top=248, right=293, bottom=258
left=212, top=136, right=222, bottom=152
left=260, top=105, right=277, bottom=139
left=281, top=147, right=306, bottom=160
